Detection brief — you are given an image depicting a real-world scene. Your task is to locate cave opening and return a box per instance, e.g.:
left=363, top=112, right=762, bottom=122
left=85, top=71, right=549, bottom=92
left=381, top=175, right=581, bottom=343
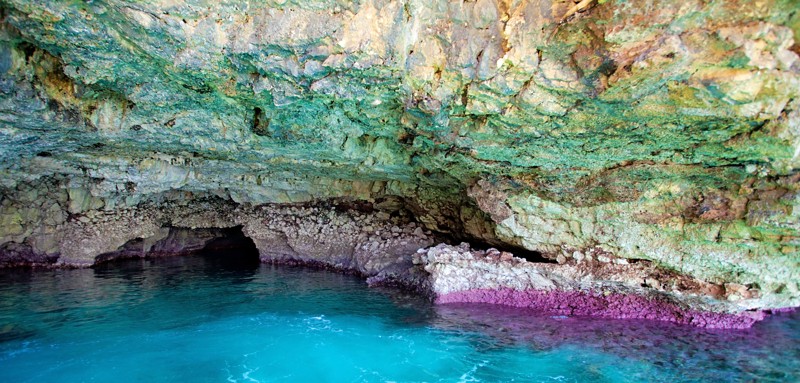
left=94, top=225, right=260, bottom=268
left=196, top=226, right=261, bottom=269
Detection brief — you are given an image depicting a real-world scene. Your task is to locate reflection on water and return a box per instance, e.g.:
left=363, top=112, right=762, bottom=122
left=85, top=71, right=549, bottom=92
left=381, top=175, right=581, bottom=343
left=0, top=252, right=798, bottom=382
left=431, top=303, right=800, bottom=382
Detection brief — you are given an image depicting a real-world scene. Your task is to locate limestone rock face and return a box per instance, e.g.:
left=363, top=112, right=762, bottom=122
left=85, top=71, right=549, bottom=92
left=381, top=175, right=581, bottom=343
left=0, top=1, right=798, bottom=313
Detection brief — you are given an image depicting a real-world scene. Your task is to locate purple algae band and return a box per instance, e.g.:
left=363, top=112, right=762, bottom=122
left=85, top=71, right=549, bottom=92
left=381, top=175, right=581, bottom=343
left=435, top=288, right=767, bottom=329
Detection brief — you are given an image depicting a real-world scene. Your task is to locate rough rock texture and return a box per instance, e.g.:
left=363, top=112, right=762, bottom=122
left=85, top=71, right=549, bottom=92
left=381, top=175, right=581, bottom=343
left=415, top=243, right=766, bottom=328
left=0, top=188, right=435, bottom=273
left=240, top=201, right=435, bottom=275
left=0, top=0, right=799, bottom=321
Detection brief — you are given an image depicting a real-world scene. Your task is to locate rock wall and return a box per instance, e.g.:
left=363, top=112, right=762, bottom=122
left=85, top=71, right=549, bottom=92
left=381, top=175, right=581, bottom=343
left=0, top=184, right=435, bottom=272
left=0, top=0, right=798, bottom=323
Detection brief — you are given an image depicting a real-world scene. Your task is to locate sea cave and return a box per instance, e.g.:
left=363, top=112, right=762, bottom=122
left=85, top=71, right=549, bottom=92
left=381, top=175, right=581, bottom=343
left=1, top=0, right=799, bottom=381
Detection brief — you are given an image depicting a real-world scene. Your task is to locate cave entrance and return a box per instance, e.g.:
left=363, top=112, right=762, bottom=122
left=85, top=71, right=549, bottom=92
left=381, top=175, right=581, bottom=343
left=196, top=226, right=260, bottom=269
left=94, top=225, right=260, bottom=269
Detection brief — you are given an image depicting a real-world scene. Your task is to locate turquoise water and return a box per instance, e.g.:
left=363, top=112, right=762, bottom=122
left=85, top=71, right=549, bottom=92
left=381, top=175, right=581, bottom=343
left=1, top=252, right=798, bottom=382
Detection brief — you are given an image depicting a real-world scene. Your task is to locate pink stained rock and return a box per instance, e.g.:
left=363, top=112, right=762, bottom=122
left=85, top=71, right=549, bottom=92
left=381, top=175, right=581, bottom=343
left=435, top=288, right=767, bottom=329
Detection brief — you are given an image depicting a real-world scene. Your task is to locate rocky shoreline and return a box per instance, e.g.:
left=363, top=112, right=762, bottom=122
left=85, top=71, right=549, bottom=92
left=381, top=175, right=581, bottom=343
left=413, top=243, right=774, bottom=329
left=279, top=241, right=773, bottom=329
left=2, top=196, right=788, bottom=329
left=224, top=239, right=780, bottom=329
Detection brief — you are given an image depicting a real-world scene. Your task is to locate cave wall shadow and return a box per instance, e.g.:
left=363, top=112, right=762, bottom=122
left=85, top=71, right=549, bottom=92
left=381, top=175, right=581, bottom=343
left=93, top=226, right=261, bottom=274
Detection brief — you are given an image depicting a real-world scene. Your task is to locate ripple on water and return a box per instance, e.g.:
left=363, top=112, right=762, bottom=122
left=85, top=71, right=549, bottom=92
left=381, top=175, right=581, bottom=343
left=0, top=254, right=798, bottom=382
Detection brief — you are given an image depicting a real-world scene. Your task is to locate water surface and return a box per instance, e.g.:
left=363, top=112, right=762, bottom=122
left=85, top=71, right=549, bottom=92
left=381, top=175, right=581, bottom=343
left=1, top=252, right=798, bottom=382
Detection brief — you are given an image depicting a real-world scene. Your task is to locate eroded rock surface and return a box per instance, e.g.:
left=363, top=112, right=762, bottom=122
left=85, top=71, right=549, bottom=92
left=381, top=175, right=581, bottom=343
left=414, top=243, right=767, bottom=328
left=0, top=187, right=435, bottom=273
left=0, top=0, right=799, bottom=325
